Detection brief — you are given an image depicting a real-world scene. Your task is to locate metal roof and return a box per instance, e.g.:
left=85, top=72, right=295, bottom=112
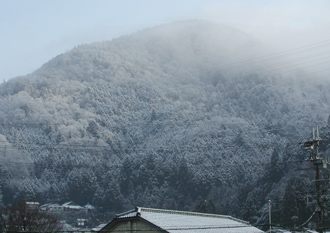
left=112, top=207, right=264, bottom=233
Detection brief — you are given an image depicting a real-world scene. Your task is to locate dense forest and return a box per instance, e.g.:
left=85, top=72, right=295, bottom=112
left=0, top=20, right=329, bottom=228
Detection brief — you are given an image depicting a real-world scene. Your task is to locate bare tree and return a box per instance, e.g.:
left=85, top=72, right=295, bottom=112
left=0, top=200, right=63, bottom=232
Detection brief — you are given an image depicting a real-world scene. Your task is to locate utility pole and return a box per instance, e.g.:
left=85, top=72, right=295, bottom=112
left=269, top=200, right=272, bottom=233
left=299, top=127, right=329, bottom=233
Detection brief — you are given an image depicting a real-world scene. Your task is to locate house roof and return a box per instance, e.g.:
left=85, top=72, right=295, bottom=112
left=62, top=201, right=83, bottom=209
left=92, top=224, right=107, bottom=232
left=26, top=201, right=40, bottom=205
left=101, top=207, right=264, bottom=233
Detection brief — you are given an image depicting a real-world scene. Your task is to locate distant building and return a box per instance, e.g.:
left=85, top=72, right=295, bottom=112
left=62, top=201, right=86, bottom=212
left=77, top=218, right=88, bottom=227
left=99, top=206, right=264, bottom=233
left=40, top=203, right=64, bottom=212
left=40, top=201, right=95, bottom=229
left=25, top=201, right=40, bottom=210
left=40, top=201, right=93, bottom=214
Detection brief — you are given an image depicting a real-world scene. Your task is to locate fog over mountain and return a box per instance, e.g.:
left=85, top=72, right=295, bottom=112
left=0, top=20, right=329, bottom=227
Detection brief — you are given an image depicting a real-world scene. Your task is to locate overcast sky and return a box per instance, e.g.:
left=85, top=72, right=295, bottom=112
left=1, top=0, right=330, bottom=82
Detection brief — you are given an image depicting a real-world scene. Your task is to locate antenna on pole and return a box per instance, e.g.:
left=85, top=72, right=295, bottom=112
left=298, top=126, right=329, bottom=233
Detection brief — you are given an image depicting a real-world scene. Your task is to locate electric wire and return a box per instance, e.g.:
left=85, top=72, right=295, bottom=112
left=208, top=39, right=330, bottom=71
left=185, top=36, right=330, bottom=88
left=294, top=208, right=316, bottom=230
left=217, top=39, right=330, bottom=69
left=0, top=151, right=311, bottom=168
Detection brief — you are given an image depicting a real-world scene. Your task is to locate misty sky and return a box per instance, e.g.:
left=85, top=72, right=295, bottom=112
left=1, top=0, right=330, bottom=82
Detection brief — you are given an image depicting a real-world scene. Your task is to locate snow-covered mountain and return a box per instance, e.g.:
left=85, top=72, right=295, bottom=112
left=0, top=20, right=329, bottom=226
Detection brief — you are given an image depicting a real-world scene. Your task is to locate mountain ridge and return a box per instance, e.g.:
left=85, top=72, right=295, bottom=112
left=0, top=20, right=329, bottom=226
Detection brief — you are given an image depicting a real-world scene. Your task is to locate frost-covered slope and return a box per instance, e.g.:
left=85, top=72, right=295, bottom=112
left=0, top=20, right=329, bottom=225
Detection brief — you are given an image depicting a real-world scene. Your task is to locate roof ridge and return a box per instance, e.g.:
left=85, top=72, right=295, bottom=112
left=116, top=208, right=138, bottom=218
left=116, top=207, right=251, bottom=226
left=137, top=206, right=240, bottom=220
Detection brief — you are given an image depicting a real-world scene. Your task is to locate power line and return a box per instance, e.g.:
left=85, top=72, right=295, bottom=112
left=216, top=39, right=330, bottom=69
left=193, top=38, right=330, bottom=77
left=0, top=156, right=310, bottom=169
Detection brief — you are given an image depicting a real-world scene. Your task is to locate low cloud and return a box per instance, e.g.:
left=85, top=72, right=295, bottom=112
left=200, top=0, right=330, bottom=80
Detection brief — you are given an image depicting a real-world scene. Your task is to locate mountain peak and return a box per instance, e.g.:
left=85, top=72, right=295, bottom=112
left=36, top=20, right=257, bottom=81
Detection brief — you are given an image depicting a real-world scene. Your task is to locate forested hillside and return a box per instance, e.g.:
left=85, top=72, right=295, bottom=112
left=0, top=20, right=329, bottom=227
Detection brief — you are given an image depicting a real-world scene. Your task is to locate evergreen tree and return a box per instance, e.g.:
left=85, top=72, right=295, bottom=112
left=281, top=179, right=299, bottom=228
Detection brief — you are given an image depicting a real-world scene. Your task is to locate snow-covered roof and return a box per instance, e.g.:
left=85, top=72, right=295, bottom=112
left=92, top=223, right=107, bottom=232
left=84, top=204, right=95, bottom=209
left=41, top=203, right=61, bottom=207
left=105, top=207, right=264, bottom=233
left=62, top=201, right=83, bottom=209
left=26, top=201, right=39, bottom=205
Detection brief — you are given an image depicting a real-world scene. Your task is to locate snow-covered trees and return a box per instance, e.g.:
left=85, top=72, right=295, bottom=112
left=0, top=20, right=330, bottom=225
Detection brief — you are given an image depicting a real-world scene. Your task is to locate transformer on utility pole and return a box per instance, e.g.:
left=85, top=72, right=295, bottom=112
left=299, top=127, right=329, bottom=233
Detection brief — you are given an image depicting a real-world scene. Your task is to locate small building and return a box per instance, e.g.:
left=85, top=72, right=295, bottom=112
left=25, top=201, right=40, bottom=210
left=62, top=201, right=83, bottom=210
left=99, top=207, right=264, bottom=233
left=84, top=203, right=95, bottom=213
left=77, top=218, right=88, bottom=227
left=40, top=203, right=64, bottom=212
left=62, top=201, right=90, bottom=213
